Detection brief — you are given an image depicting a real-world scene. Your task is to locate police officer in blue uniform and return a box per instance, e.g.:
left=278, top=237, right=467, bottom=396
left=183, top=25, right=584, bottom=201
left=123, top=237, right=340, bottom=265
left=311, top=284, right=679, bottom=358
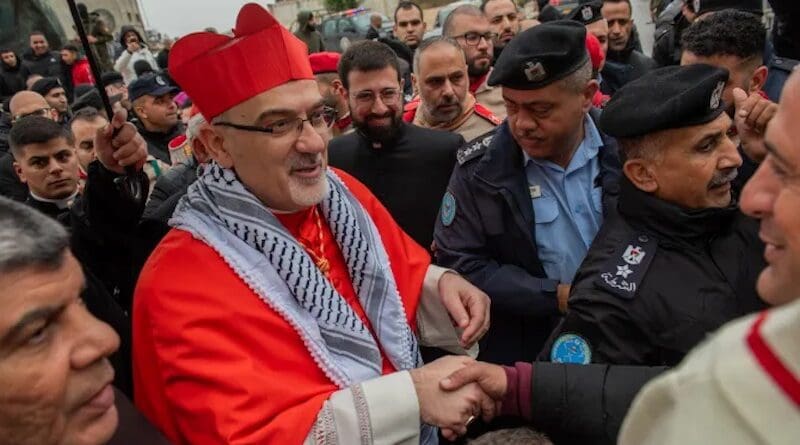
left=542, top=64, right=767, bottom=367
left=433, top=20, right=622, bottom=365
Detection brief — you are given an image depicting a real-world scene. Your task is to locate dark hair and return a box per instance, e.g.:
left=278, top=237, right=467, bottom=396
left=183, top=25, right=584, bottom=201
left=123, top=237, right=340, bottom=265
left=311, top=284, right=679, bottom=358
left=0, top=48, right=13, bottom=55
left=681, top=9, right=765, bottom=61
left=29, top=31, right=46, bottom=38
left=9, top=116, right=74, bottom=158
left=338, top=40, right=401, bottom=90
left=480, top=0, right=514, bottom=13
left=69, top=106, right=104, bottom=127
left=602, top=0, right=633, bottom=15
left=443, top=4, right=484, bottom=37
left=61, top=43, right=79, bottom=53
left=394, top=1, right=424, bottom=22
left=133, top=60, right=154, bottom=76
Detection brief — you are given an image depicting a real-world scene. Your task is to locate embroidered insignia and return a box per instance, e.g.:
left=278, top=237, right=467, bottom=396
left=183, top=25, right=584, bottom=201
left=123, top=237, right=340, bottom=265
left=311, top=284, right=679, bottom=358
left=596, top=234, right=657, bottom=300
left=551, top=333, right=592, bottom=364
left=457, top=134, right=493, bottom=165
left=581, top=5, right=593, bottom=21
left=524, top=61, right=547, bottom=83
left=156, top=75, right=167, bottom=86
left=622, top=245, right=645, bottom=265
left=710, top=80, right=724, bottom=110
left=441, top=192, right=457, bottom=227
left=529, top=185, right=542, bottom=199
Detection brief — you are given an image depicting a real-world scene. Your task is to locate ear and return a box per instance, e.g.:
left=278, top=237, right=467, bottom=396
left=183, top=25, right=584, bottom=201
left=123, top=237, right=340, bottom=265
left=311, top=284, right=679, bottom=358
left=199, top=124, right=234, bottom=168
left=411, top=73, right=418, bottom=95
left=623, top=158, right=658, bottom=193
left=13, top=161, right=26, bottom=184
left=582, top=79, right=599, bottom=112
left=749, top=65, right=768, bottom=93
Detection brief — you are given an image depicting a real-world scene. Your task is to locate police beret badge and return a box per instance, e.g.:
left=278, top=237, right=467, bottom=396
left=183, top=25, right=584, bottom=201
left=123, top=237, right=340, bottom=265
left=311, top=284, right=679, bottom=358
left=710, top=80, right=724, bottom=110
left=581, top=5, right=594, bottom=21
left=524, top=61, right=547, bottom=82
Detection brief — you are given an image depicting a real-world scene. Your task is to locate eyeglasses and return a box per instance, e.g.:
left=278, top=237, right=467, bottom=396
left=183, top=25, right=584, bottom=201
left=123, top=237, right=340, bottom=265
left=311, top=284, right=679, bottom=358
left=351, top=89, right=401, bottom=106
left=212, top=107, right=337, bottom=136
left=452, top=32, right=498, bottom=46
left=12, top=107, right=52, bottom=123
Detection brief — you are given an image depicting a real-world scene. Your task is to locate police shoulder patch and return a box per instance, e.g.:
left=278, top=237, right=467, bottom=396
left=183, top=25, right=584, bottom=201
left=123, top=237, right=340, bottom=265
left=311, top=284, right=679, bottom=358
left=457, top=134, right=493, bottom=165
left=550, top=333, right=592, bottom=364
left=440, top=191, right=457, bottom=226
left=596, top=233, right=658, bottom=300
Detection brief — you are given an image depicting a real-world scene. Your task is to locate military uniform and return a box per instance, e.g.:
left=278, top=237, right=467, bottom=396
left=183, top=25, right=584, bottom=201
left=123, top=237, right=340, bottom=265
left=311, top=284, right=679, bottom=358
left=472, top=71, right=507, bottom=120
left=403, top=96, right=501, bottom=142
left=619, top=299, right=800, bottom=444
left=544, top=64, right=768, bottom=367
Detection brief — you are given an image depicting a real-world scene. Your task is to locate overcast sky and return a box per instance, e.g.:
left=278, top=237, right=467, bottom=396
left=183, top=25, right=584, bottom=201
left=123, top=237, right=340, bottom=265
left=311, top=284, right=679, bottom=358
left=139, top=0, right=260, bottom=38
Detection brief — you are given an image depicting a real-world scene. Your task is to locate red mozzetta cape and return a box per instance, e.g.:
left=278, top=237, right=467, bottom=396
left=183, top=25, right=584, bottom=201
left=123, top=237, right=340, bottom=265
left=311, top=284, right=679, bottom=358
left=133, top=169, right=431, bottom=444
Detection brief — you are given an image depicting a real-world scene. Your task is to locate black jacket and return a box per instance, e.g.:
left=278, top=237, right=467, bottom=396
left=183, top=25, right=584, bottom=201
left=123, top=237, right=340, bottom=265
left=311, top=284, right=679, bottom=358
left=20, top=49, right=62, bottom=79
left=601, top=38, right=657, bottom=96
left=0, top=113, right=28, bottom=202
left=652, top=14, right=689, bottom=67
left=527, top=362, right=667, bottom=445
left=328, top=122, right=464, bottom=249
left=24, top=162, right=149, bottom=397
left=542, top=178, right=767, bottom=366
left=0, top=54, right=25, bottom=103
left=134, top=119, right=185, bottom=164
left=109, top=387, right=173, bottom=444
left=434, top=111, right=622, bottom=365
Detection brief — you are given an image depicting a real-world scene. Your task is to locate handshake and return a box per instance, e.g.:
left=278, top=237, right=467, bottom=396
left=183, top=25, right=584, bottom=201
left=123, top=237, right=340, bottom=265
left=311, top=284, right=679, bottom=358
left=409, top=356, right=510, bottom=441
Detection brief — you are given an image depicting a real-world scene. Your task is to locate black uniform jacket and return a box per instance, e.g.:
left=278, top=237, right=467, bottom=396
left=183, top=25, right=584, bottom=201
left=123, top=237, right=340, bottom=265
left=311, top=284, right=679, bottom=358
left=328, top=122, right=464, bottom=249
left=434, top=110, right=622, bottom=365
left=543, top=177, right=767, bottom=366
left=601, top=38, right=657, bottom=96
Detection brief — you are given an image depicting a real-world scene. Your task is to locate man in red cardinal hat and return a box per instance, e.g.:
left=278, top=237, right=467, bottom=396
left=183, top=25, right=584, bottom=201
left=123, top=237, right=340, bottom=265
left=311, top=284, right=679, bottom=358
left=132, top=3, right=492, bottom=444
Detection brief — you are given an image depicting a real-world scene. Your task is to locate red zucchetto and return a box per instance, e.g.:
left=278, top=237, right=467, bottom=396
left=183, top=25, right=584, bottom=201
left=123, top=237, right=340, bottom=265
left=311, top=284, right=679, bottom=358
left=169, top=3, right=315, bottom=120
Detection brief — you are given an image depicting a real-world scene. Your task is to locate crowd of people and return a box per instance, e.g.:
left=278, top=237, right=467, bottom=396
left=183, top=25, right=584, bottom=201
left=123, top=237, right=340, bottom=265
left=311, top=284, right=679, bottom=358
left=0, top=0, right=798, bottom=444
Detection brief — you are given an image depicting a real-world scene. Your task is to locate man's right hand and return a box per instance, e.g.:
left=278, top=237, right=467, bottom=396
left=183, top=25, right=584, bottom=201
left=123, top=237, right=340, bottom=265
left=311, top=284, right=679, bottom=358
left=440, top=361, right=508, bottom=408
left=410, top=356, right=494, bottom=438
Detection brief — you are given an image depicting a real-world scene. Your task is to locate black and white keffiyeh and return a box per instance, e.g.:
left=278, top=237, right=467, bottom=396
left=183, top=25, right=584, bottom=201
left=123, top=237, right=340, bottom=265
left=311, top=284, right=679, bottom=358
left=171, top=164, right=437, bottom=443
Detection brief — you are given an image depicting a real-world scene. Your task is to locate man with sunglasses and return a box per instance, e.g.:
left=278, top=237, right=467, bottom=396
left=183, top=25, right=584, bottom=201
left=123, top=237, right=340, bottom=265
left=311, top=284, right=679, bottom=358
left=134, top=5, right=491, bottom=444
left=444, top=4, right=507, bottom=119
left=328, top=40, right=466, bottom=250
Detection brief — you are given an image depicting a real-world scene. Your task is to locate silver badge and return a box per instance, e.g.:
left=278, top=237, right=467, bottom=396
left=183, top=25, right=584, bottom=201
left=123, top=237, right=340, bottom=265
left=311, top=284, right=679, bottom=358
left=622, top=245, right=645, bottom=265
left=524, top=61, right=547, bottom=82
left=709, top=80, right=724, bottom=110
left=156, top=76, right=167, bottom=86
left=581, top=5, right=593, bottom=21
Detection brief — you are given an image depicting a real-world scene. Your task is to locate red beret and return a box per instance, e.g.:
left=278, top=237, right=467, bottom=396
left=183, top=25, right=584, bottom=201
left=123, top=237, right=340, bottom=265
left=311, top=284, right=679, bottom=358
left=309, top=52, right=341, bottom=74
left=585, top=32, right=605, bottom=72
left=169, top=3, right=315, bottom=120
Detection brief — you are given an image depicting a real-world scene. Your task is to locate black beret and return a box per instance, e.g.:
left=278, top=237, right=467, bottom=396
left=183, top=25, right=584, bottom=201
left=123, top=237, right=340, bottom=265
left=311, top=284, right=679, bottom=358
left=567, top=1, right=604, bottom=25
left=72, top=88, right=103, bottom=114
left=599, top=64, right=729, bottom=138
left=692, top=0, right=762, bottom=15
left=30, top=77, right=63, bottom=96
left=489, top=20, right=588, bottom=90
left=100, top=71, right=124, bottom=87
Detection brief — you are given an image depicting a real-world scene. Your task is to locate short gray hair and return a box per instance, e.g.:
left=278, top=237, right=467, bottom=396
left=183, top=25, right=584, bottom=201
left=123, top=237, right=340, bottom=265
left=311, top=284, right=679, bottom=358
left=413, top=36, right=465, bottom=76
left=443, top=4, right=485, bottom=37
left=186, top=112, right=207, bottom=144
left=561, top=59, right=593, bottom=94
left=0, top=196, right=69, bottom=274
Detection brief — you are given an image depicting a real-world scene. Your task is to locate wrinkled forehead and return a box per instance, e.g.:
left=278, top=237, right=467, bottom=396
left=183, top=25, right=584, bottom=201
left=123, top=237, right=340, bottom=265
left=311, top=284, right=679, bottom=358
left=219, top=79, right=323, bottom=122
left=420, top=44, right=467, bottom=73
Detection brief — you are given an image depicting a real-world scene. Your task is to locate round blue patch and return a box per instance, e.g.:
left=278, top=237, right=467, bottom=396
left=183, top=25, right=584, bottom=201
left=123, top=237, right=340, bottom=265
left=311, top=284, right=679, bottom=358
left=550, top=333, right=592, bottom=364
left=441, top=192, right=456, bottom=227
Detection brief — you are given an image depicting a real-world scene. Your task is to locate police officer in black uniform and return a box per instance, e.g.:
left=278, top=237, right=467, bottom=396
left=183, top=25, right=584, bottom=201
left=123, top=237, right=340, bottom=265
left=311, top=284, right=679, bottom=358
left=434, top=21, right=622, bottom=365
left=542, top=64, right=767, bottom=367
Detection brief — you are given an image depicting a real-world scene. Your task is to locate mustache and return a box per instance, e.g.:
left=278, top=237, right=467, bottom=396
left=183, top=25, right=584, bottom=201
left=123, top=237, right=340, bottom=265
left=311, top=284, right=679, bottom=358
left=366, top=112, right=394, bottom=121
left=708, top=168, right=738, bottom=189
left=289, top=153, right=323, bottom=170
left=438, top=95, right=458, bottom=107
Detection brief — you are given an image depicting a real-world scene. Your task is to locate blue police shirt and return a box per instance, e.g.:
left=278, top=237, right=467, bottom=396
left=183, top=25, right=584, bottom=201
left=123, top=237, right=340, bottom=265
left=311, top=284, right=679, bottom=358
left=523, top=116, right=604, bottom=284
